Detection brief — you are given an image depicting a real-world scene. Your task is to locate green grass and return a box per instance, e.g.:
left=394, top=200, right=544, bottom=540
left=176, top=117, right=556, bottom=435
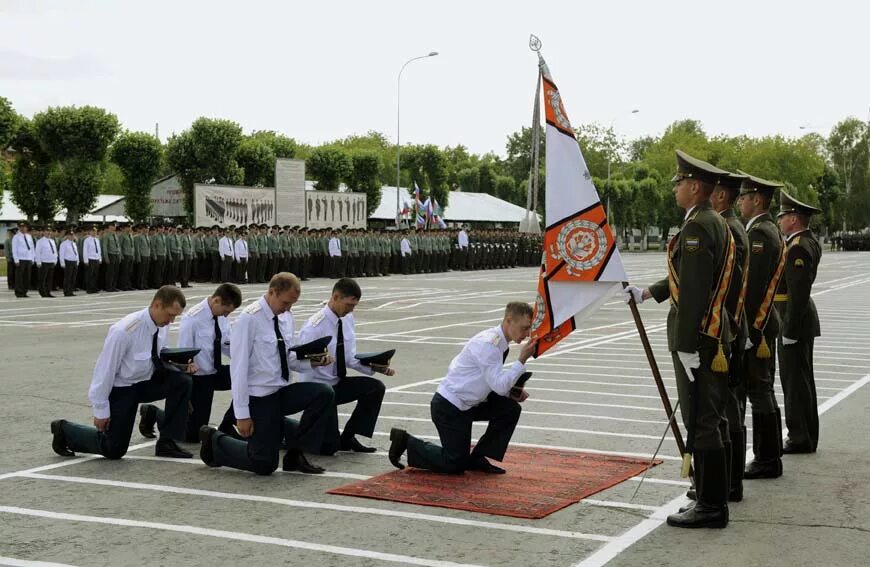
left=0, top=260, right=6, bottom=277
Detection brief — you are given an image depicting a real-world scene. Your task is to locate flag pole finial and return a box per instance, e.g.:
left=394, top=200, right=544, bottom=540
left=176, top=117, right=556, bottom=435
left=529, top=34, right=542, bottom=52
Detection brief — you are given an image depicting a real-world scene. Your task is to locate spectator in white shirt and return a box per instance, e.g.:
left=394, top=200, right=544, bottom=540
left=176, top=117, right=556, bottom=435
left=34, top=226, right=59, bottom=297
left=11, top=221, right=36, bottom=298
left=199, top=273, right=335, bottom=475
left=400, top=233, right=413, bottom=274
left=82, top=226, right=103, bottom=294
left=58, top=229, right=80, bottom=296
left=327, top=230, right=341, bottom=278
left=389, top=301, right=536, bottom=474
left=233, top=230, right=249, bottom=284
left=50, top=286, right=195, bottom=460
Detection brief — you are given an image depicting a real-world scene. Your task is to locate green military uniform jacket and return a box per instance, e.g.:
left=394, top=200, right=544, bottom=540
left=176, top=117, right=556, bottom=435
left=779, top=230, right=821, bottom=340
left=119, top=232, right=134, bottom=259
left=151, top=233, right=167, bottom=258
left=744, top=212, right=785, bottom=345
left=649, top=201, right=733, bottom=353
left=167, top=233, right=181, bottom=260
left=101, top=231, right=119, bottom=261
left=135, top=233, right=150, bottom=261
left=180, top=233, right=193, bottom=258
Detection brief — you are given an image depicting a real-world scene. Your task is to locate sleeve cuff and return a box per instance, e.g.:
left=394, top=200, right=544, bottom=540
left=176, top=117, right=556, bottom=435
left=93, top=403, right=111, bottom=420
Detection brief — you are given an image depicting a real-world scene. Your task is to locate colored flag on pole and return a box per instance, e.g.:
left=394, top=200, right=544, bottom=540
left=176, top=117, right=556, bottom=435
left=530, top=55, right=629, bottom=357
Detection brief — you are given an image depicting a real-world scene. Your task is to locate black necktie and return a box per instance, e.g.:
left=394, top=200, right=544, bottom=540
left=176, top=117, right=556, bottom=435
left=273, top=315, right=289, bottom=381
left=503, top=348, right=509, bottom=364
left=213, top=316, right=223, bottom=370
left=49, top=240, right=56, bottom=254
left=151, top=330, right=159, bottom=365
left=336, top=318, right=347, bottom=379
left=24, top=235, right=31, bottom=250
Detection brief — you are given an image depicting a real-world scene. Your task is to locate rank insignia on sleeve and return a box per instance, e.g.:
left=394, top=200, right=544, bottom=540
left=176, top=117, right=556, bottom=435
left=795, top=258, right=804, bottom=267
left=751, top=241, right=764, bottom=254
left=685, top=237, right=700, bottom=252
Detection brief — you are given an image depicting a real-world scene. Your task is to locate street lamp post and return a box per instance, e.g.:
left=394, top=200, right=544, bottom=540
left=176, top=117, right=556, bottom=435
left=605, top=109, right=639, bottom=235
left=396, top=51, right=438, bottom=228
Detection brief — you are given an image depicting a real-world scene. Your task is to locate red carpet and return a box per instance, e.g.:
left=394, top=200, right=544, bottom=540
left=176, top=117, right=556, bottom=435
left=328, top=447, right=660, bottom=519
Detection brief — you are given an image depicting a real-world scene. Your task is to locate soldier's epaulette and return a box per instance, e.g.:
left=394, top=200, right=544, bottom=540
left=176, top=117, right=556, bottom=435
left=187, top=303, right=205, bottom=317
left=242, top=302, right=262, bottom=315
left=125, top=318, right=142, bottom=334
left=308, top=310, right=326, bottom=327
left=488, top=333, right=502, bottom=346
left=792, top=236, right=801, bottom=245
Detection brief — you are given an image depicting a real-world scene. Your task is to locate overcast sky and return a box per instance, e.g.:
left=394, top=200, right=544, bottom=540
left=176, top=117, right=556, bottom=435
left=1, top=0, right=867, bottom=157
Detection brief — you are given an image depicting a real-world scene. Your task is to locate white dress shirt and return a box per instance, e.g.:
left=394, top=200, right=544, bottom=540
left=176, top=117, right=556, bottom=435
left=83, top=235, right=102, bottom=263
left=436, top=325, right=525, bottom=411
left=400, top=238, right=412, bottom=257
left=59, top=239, right=79, bottom=267
left=88, top=308, right=166, bottom=419
left=219, top=236, right=235, bottom=259
left=35, top=236, right=58, bottom=266
left=328, top=237, right=342, bottom=257
left=177, top=298, right=231, bottom=376
left=457, top=230, right=469, bottom=249
left=230, top=296, right=311, bottom=420
left=234, top=238, right=248, bottom=260
left=11, top=232, right=35, bottom=263
left=297, top=306, right=374, bottom=387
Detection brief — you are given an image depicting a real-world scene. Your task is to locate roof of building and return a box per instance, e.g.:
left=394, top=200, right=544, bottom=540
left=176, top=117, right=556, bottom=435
left=0, top=191, right=129, bottom=223
left=371, top=186, right=534, bottom=223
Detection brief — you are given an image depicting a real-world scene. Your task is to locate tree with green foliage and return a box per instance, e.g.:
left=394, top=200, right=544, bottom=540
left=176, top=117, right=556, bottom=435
left=456, top=167, right=480, bottom=193
left=236, top=138, right=276, bottom=187
left=416, top=144, right=449, bottom=207
left=31, top=105, right=120, bottom=221
left=9, top=119, right=55, bottom=221
left=165, top=117, right=244, bottom=215
left=0, top=96, right=20, bottom=150
left=111, top=131, right=164, bottom=222
left=347, top=152, right=382, bottom=215
left=307, top=147, right=352, bottom=191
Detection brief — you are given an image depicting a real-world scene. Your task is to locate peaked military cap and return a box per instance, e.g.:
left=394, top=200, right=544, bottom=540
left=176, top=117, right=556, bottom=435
left=737, top=170, right=783, bottom=197
left=355, top=349, right=396, bottom=367
left=715, top=172, right=747, bottom=193
left=160, top=347, right=201, bottom=364
left=289, top=336, right=332, bottom=360
left=672, top=150, right=729, bottom=185
left=778, top=189, right=821, bottom=217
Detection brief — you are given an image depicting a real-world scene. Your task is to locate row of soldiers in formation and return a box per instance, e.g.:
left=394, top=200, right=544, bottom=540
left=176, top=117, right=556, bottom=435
left=5, top=222, right=544, bottom=298
left=624, top=150, right=823, bottom=530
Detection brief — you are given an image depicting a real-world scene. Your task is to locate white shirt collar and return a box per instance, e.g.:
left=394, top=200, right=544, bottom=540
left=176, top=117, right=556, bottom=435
left=746, top=212, right=766, bottom=230
left=139, top=308, right=159, bottom=334
left=786, top=228, right=808, bottom=243
left=683, top=206, right=697, bottom=222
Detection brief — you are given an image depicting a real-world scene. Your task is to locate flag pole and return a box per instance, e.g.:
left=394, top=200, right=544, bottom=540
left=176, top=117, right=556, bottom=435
left=622, top=281, right=687, bottom=458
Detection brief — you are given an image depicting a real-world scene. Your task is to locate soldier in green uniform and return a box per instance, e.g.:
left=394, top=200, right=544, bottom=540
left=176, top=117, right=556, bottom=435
left=101, top=222, right=121, bottom=292
left=118, top=223, right=135, bottom=291
left=194, top=226, right=206, bottom=282
left=282, top=226, right=295, bottom=275
left=134, top=224, right=150, bottom=289
left=268, top=225, right=281, bottom=279
left=711, top=171, right=751, bottom=502
left=776, top=190, right=822, bottom=454
left=246, top=224, right=260, bottom=284
left=168, top=225, right=182, bottom=286
left=206, top=226, right=220, bottom=283
left=258, top=224, right=271, bottom=282
left=737, top=171, right=787, bottom=480
left=625, top=150, right=736, bottom=529
left=150, top=225, right=167, bottom=289
left=179, top=225, right=193, bottom=288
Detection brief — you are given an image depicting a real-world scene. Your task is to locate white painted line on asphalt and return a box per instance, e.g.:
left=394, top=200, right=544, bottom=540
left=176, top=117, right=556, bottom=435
left=0, top=441, right=156, bottom=482
left=0, top=557, right=79, bottom=567
left=13, top=475, right=612, bottom=543
left=119, top=456, right=372, bottom=480
left=0, top=504, right=491, bottom=567
left=380, top=401, right=667, bottom=425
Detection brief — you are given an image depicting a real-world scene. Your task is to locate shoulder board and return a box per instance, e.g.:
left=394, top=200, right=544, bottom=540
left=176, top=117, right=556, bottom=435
left=792, top=236, right=801, bottom=245
left=187, top=302, right=205, bottom=317
left=488, top=333, right=502, bottom=346
left=308, top=310, right=326, bottom=327
left=242, top=302, right=262, bottom=315
left=125, top=318, right=141, bottom=334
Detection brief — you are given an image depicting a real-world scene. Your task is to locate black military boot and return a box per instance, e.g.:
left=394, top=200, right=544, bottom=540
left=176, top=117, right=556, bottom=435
left=729, top=427, right=746, bottom=501
left=744, top=412, right=783, bottom=479
left=668, top=449, right=729, bottom=529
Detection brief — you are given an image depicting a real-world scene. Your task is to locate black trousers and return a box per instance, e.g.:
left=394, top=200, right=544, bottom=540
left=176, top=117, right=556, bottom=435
left=85, top=261, right=100, bottom=293
left=779, top=336, right=819, bottom=450
left=672, top=346, right=729, bottom=451
left=63, top=263, right=78, bottom=295
left=248, top=255, right=259, bottom=283
left=406, top=392, right=521, bottom=473
left=38, top=263, right=54, bottom=296
left=318, top=376, right=385, bottom=455
left=746, top=334, right=779, bottom=415
left=179, top=256, right=192, bottom=286
left=235, top=259, right=248, bottom=283
left=151, top=257, right=165, bottom=288
left=210, top=383, right=334, bottom=475
left=61, top=366, right=192, bottom=459
left=154, top=366, right=233, bottom=442
left=106, top=254, right=120, bottom=291
left=210, top=253, right=220, bottom=282
left=138, top=257, right=151, bottom=289
left=14, top=260, right=31, bottom=296
left=220, top=256, right=234, bottom=283
left=119, top=256, right=133, bottom=289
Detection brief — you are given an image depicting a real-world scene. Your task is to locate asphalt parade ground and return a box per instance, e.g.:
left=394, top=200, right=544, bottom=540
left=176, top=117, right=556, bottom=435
left=1, top=252, right=869, bottom=567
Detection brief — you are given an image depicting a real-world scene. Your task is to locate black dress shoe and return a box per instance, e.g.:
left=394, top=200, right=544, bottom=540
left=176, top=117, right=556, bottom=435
left=783, top=441, right=813, bottom=454
left=282, top=449, right=325, bottom=474
left=468, top=456, right=506, bottom=474
left=218, top=422, right=243, bottom=440
left=340, top=435, right=377, bottom=453
left=138, top=404, right=158, bottom=438
left=667, top=502, right=728, bottom=529
left=744, top=459, right=782, bottom=479
left=388, top=428, right=408, bottom=470
left=199, top=426, right=220, bottom=467
left=155, top=439, right=193, bottom=458
left=64, top=293, right=75, bottom=297
left=50, top=420, right=75, bottom=457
